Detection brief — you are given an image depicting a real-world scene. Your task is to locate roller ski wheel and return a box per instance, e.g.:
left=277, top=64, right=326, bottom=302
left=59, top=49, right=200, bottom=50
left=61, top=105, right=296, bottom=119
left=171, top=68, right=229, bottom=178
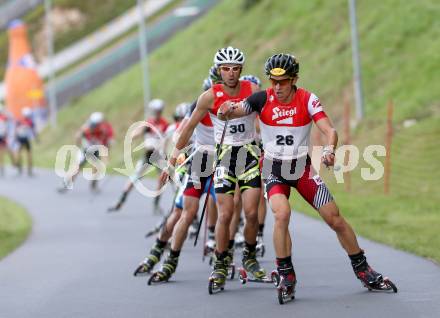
left=356, top=266, right=397, bottom=293
left=133, top=263, right=153, bottom=277
left=363, top=277, right=398, bottom=293
left=277, top=276, right=296, bottom=305
left=147, top=271, right=169, bottom=285
left=208, top=277, right=225, bottom=294
left=107, top=203, right=122, bottom=213
left=208, top=259, right=228, bottom=294
left=271, top=270, right=280, bottom=286
left=238, top=268, right=274, bottom=284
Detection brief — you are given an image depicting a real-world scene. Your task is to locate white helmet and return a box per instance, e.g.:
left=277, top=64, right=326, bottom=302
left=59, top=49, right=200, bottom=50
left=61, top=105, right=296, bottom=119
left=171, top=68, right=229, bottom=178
left=148, top=99, right=165, bottom=112
left=214, top=46, right=245, bottom=66
left=89, top=112, right=104, bottom=126
left=22, top=107, right=32, bottom=118
left=174, top=102, right=190, bottom=119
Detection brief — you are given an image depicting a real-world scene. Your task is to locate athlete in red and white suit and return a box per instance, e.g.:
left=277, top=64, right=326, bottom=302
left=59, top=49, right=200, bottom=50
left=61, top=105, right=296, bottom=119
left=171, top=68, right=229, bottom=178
left=218, top=53, right=389, bottom=297
left=160, top=47, right=266, bottom=287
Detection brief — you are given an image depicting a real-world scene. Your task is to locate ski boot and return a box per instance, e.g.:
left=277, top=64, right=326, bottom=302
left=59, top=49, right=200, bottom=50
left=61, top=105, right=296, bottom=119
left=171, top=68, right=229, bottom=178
left=256, top=234, right=265, bottom=258
left=210, top=248, right=235, bottom=279
left=273, top=263, right=297, bottom=305
left=238, top=248, right=269, bottom=284
left=148, top=255, right=178, bottom=285
left=354, top=265, right=397, bottom=292
left=351, top=251, right=397, bottom=293
left=133, top=242, right=165, bottom=276
left=208, top=258, right=228, bottom=294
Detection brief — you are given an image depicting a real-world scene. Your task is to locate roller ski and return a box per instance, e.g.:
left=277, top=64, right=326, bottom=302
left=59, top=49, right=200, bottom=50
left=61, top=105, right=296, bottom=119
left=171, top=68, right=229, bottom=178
left=144, top=215, right=168, bottom=238
left=208, top=258, right=228, bottom=294
left=133, top=241, right=165, bottom=276
left=273, top=264, right=297, bottom=305
left=355, top=266, right=397, bottom=293
left=107, top=191, right=128, bottom=212
left=238, top=248, right=268, bottom=284
left=210, top=249, right=235, bottom=280
left=148, top=255, right=178, bottom=285
left=274, top=272, right=296, bottom=304
left=351, top=250, right=397, bottom=293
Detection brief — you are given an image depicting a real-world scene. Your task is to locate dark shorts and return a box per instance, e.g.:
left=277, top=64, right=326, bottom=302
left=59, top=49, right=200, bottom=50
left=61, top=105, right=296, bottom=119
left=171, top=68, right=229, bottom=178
left=263, top=156, right=333, bottom=210
left=183, top=150, right=216, bottom=199
left=214, top=142, right=261, bottom=195
left=17, top=137, right=31, bottom=151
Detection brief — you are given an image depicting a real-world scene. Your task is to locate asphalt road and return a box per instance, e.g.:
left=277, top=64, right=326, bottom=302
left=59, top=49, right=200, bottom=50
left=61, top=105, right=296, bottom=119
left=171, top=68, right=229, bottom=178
left=0, top=168, right=439, bottom=318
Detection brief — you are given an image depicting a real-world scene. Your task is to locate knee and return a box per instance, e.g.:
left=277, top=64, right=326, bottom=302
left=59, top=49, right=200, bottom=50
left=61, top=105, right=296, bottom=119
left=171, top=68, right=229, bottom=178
left=327, top=214, right=346, bottom=232
left=273, top=209, right=290, bottom=225
left=244, top=209, right=258, bottom=224
left=181, top=207, right=197, bottom=226
left=218, top=211, right=233, bottom=226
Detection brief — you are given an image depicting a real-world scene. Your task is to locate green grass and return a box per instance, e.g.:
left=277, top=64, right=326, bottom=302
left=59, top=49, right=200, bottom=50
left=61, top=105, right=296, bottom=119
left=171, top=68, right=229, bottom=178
left=0, top=196, right=32, bottom=260
left=35, top=0, right=440, bottom=262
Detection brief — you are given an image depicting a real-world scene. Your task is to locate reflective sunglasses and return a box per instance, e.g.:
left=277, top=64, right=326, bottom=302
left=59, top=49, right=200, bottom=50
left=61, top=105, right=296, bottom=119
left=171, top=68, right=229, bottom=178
left=270, top=78, right=293, bottom=86
left=219, top=66, right=241, bottom=73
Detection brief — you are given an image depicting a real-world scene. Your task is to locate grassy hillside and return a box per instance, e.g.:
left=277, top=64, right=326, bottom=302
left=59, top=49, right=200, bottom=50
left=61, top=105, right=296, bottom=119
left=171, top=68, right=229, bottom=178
left=0, top=0, right=138, bottom=77
left=35, top=0, right=440, bottom=261
left=0, top=196, right=32, bottom=259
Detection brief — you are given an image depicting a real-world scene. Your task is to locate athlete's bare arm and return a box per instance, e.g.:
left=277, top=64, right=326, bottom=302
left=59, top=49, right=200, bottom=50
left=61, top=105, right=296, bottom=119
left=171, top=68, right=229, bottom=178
left=218, top=83, right=260, bottom=120
left=171, top=89, right=214, bottom=164
left=315, top=117, right=338, bottom=166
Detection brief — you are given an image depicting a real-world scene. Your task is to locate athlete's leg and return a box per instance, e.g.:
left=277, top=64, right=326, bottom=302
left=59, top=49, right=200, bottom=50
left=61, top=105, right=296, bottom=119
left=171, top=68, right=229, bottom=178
left=241, top=188, right=260, bottom=245
left=215, top=193, right=235, bottom=253
left=158, top=206, right=182, bottom=242
left=25, top=141, right=32, bottom=176
left=16, top=145, right=23, bottom=174
left=0, top=147, right=4, bottom=175
left=207, top=195, right=217, bottom=229
left=207, top=195, right=217, bottom=243
left=318, top=201, right=360, bottom=254
left=229, top=184, right=241, bottom=243
left=269, top=193, right=292, bottom=258
left=171, top=196, right=200, bottom=251
left=257, top=184, right=267, bottom=236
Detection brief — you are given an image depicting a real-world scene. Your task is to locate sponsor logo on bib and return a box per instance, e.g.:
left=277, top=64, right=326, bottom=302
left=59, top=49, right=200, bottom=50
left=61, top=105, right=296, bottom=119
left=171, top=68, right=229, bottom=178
left=272, top=106, right=296, bottom=124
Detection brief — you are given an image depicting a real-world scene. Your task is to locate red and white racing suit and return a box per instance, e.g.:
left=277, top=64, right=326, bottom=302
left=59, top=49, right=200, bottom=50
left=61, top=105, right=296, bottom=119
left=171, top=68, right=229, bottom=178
left=243, top=86, right=333, bottom=209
